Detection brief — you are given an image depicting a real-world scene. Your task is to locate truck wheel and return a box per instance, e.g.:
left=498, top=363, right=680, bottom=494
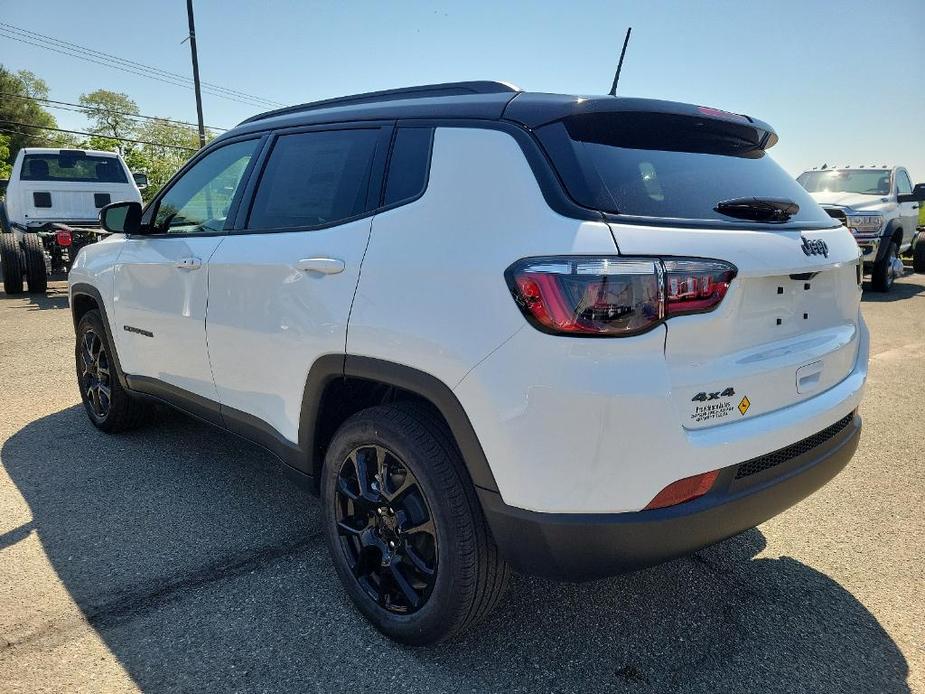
left=1, top=233, right=25, bottom=295
left=871, top=240, right=899, bottom=292
left=22, top=233, right=48, bottom=294
left=75, top=309, right=150, bottom=432
left=913, top=233, right=925, bottom=274
left=321, top=403, right=510, bottom=645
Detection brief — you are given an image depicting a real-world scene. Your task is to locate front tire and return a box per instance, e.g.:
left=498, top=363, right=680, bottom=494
left=22, top=233, right=47, bottom=294
left=1, top=233, right=25, bottom=295
left=321, top=403, right=509, bottom=645
left=75, top=309, right=149, bottom=432
left=871, top=240, right=899, bottom=292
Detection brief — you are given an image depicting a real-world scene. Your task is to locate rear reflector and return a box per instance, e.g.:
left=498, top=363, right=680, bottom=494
left=644, top=470, right=719, bottom=510
left=56, top=230, right=72, bottom=247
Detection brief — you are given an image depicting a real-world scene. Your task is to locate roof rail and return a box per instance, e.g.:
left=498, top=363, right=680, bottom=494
left=239, top=81, right=521, bottom=125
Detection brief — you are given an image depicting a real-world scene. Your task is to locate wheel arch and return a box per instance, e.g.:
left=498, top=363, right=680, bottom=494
left=69, top=282, right=129, bottom=389
left=302, top=355, right=499, bottom=495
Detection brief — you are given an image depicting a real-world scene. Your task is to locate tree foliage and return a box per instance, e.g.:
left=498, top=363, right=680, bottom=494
left=1, top=66, right=211, bottom=201
left=0, top=65, right=59, bottom=161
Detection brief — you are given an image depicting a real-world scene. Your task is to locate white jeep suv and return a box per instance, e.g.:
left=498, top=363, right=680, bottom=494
left=796, top=166, right=925, bottom=291
left=69, top=82, right=868, bottom=645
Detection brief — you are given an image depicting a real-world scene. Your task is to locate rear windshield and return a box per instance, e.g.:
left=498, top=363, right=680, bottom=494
left=796, top=170, right=891, bottom=196
left=21, top=153, right=128, bottom=184
left=536, top=113, right=833, bottom=226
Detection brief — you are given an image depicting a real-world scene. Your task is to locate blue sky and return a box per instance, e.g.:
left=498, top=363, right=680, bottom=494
left=2, top=0, right=923, bottom=179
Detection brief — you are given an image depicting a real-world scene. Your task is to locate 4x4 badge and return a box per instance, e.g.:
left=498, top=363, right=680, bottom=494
left=801, top=237, right=829, bottom=257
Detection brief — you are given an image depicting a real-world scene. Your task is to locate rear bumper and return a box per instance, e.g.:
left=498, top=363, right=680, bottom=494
left=479, top=412, right=860, bottom=581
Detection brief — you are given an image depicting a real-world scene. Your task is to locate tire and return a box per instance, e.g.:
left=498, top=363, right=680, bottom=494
left=75, top=309, right=149, bottom=433
left=1, top=232, right=25, bottom=295
left=321, top=403, right=509, bottom=645
left=22, top=232, right=47, bottom=294
left=913, top=233, right=925, bottom=274
left=871, top=240, right=899, bottom=292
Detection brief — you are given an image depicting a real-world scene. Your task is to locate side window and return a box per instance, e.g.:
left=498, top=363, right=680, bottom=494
left=248, top=128, right=380, bottom=230
left=153, top=139, right=258, bottom=234
left=896, top=170, right=913, bottom=195
left=384, top=127, right=433, bottom=206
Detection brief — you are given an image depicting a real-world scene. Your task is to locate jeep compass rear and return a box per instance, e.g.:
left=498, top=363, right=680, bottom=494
left=71, top=82, right=866, bottom=645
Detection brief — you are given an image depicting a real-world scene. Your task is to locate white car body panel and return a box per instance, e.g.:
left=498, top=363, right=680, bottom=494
left=112, top=236, right=225, bottom=401
left=206, top=219, right=373, bottom=442
left=347, top=127, right=618, bottom=390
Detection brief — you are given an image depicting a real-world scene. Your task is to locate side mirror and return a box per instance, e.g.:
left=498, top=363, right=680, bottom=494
left=0, top=178, right=8, bottom=197
left=100, top=201, right=143, bottom=234
left=132, top=172, right=149, bottom=190
left=898, top=183, right=925, bottom=203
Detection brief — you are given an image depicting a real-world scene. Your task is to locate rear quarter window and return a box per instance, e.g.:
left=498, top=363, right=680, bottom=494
left=383, top=127, right=433, bottom=206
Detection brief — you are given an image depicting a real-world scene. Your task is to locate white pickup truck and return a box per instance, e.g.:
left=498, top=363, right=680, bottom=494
left=796, top=166, right=925, bottom=292
left=0, top=147, right=142, bottom=294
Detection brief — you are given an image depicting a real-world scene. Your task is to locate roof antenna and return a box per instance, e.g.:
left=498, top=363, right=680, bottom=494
left=608, top=27, right=633, bottom=96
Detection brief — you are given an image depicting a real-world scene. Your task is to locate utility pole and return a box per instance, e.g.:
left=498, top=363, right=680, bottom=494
left=608, top=27, right=632, bottom=96
left=186, top=0, right=206, bottom=148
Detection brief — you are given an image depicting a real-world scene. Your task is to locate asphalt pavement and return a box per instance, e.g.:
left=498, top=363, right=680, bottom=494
left=0, top=275, right=922, bottom=693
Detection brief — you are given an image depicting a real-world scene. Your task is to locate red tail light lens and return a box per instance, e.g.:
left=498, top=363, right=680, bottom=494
left=644, top=469, right=719, bottom=510
left=56, top=230, right=73, bottom=247
left=663, top=259, right=736, bottom=316
left=506, top=256, right=736, bottom=337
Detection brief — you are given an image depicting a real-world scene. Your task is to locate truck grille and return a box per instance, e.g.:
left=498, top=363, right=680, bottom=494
left=734, top=413, right=854, bottom=480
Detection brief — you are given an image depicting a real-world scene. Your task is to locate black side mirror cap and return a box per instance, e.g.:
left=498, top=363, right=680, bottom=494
left=100, top=201, right=143, bottom=234
left=898, top=183, right=925, bottom=203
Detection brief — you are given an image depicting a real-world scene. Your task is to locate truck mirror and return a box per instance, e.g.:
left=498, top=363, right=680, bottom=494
left=100, top=201, right=143, bottom=234
left=132, top=172, right=149, bottom=190
left=897, top=183, right=925, bottom=204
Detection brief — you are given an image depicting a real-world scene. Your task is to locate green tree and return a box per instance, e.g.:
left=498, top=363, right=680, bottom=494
left=0, top=65, right=59, bottom=163
left=0, top=134, right=11, bottom=180
left=78, top=89, right=139, bottom=155
left=132, top=118, right=211, bottom=200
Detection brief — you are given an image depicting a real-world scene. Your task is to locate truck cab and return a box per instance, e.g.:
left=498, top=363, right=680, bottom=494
left=796, top=166, right=925, bottom=291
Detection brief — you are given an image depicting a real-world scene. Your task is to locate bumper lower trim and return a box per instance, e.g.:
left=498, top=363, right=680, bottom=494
left=479, top=413, right=861, bottom=581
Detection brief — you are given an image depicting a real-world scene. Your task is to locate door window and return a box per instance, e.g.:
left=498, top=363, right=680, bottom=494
left=247, top=129, right=380, bottom=230
left=152, top=139, right=258, bottom=234
left=896, top=170, right=913, bottom=196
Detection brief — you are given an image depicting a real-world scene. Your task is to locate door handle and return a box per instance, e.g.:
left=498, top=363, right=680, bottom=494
left=176, top=257, right=202, bottom=270
left=296, top=258, right=345, bottom=275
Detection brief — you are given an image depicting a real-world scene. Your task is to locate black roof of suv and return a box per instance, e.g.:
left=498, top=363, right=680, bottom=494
left=226, top=81, right=778, bottom=148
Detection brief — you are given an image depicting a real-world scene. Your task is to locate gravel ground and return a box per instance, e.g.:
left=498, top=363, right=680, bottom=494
left=0, top=275, right=922, bottom=693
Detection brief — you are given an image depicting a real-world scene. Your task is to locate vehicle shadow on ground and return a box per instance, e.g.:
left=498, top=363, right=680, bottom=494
left=862, top=275, right=924, bottom=303
left=2, top=406, right=909, bottom=693
left=0, top=284, right=70, bottom=311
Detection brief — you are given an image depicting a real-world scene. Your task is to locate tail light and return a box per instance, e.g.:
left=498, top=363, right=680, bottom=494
left=644, top=469, right=719, bottom=510
left=56, top=230, right=73, bottom=247
left=506, top=256, right=736, bottom=337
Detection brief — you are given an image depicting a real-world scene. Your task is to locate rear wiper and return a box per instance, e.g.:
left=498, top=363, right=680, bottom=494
left=714, top=197, right=799, bottom=223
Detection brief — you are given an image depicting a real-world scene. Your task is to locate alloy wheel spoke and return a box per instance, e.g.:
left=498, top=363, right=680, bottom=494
left=402, top=543, right=435, bottom=576
left=389, top=561, right=421, bottom=609
left=401, top=516, right=435, bottom=538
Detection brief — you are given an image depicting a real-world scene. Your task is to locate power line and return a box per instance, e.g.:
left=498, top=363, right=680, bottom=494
left=0, top=24, right=285, bottom=109
left=0, top=21, right=285, bottom=107
left=0, top=120, right=199, bottom=151
left=0, top=92, right=228, bottom=131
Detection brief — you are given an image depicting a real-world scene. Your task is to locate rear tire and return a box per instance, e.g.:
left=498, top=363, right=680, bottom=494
left=321, top=403, right=509, bottom=645
left=76, top=309, right=150, bottom=433
left=913, top=233, right=925, bottom=274
left=22, top=233, right=47, bottom=294
left=871, top=240, right=899, bottom=292
left=1, top=233, right=25, bottom=295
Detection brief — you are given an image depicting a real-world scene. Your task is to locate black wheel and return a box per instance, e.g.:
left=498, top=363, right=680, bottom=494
left=1, top=232, right=25, bottom=295
left=871, top=240, right=899, bottom=292
left=22, top=232, right=47, bottom=294
left=76, top=310, right=149, bottom=432
left=913, top=233, right=925, bottom=274
left=321, top=403, right=509, bottom=645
